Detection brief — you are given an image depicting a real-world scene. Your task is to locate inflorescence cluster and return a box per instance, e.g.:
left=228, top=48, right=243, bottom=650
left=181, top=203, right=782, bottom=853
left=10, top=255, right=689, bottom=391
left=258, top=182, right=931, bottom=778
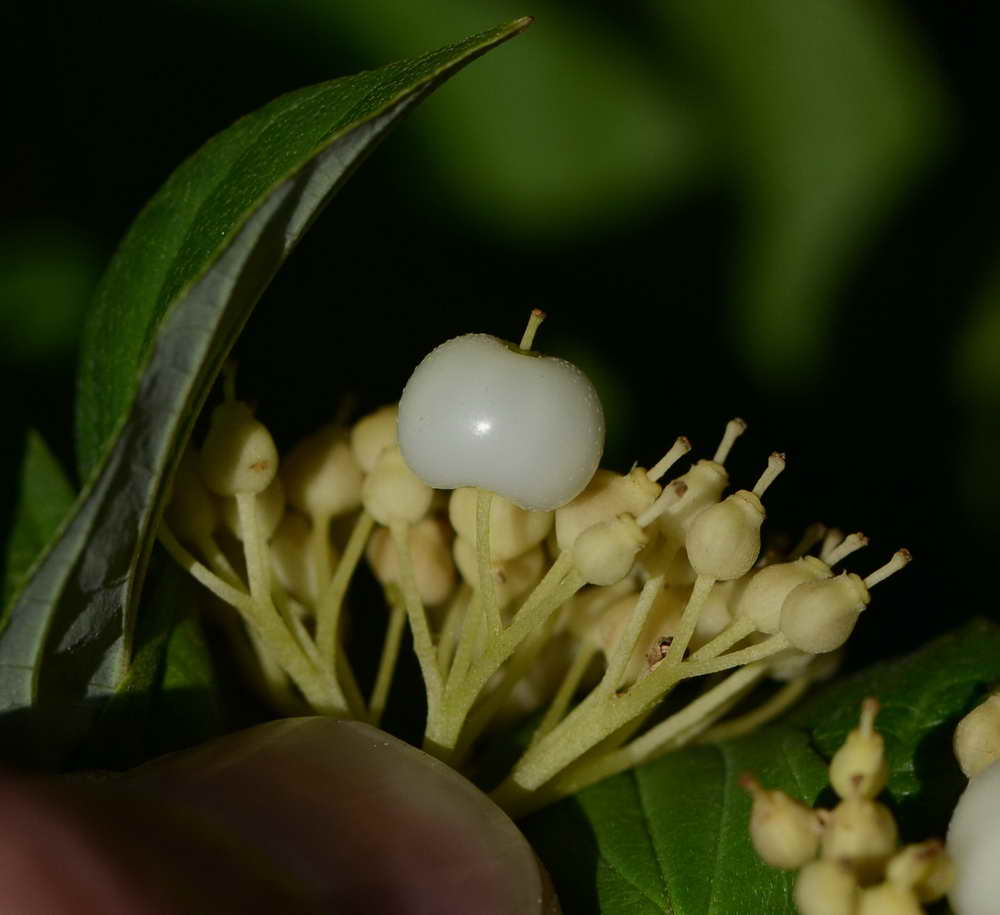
left=743, top=699, right=953, bottom=915
left=160, top=312, right=909, bottom=816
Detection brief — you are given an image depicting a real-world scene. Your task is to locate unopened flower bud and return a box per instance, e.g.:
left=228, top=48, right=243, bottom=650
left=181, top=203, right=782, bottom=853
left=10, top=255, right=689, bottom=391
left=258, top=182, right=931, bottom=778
left=830, top=698, right=889, bottom=801
left=350, top=404, right=398, bottom=473
left=820, top=798, right=899, bottom=884
left=887, top=841, right=953, bottom=903
left=282, top=427, right=363, bottom=522
left=686, top=490, right=765, bottom=581
left=737, top=556, right=831, bottom=634
left=954, top=694, right=1000, bottom=778
left=453, top=539, right=546, bottom=611
left=368, top=518, right=456, bottom=607
left=572, top=514, right=648, bottom=587
left=591, top=588, right=684, bottom=682
left=166, top=449, right=219, bottom=545
left=221, top=476, right=286, bottom=542
left=780, top=574, right=869, bottom=655
left=554, top=468, right=660, bottom=551
left=740, top=774, right=821, bottom=869
left=270, top=511, right=339, bottom=606
left=691, top=578, right=739, bottom=648
left=199, top=401, right=278, bottom=496
left=449, top=488, right=553, bottom=560
left=362, top=446, right=433, bottom=526
left=794, top=859, right=859, bottom=915
left=856, top=883, right=922, bottom=915
left=769, top=647, right=842, bottom=683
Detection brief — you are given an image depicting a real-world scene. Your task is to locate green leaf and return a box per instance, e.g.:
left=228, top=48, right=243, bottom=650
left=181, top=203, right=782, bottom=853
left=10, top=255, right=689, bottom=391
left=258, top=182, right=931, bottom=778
left=0, top=18, right=531, bottom=767
left=1, top=431, right=75, bottom=613
left=654, top=0, right=948, bottom=385
left=525, top=620, right=1000, bottom=914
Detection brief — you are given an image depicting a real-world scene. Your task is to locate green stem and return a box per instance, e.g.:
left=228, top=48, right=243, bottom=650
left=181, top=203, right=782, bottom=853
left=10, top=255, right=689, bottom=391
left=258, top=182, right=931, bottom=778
left=369, top=589, right=407, bottom=727
left=390, top=521, right=443, bottom=713
left=597, top=575, right=664, bottom=696
left=531, top=642, right=598, bottom=747
left=316, top=510, right=374, bottom=660
left=476, top=488, right=501, bottom=637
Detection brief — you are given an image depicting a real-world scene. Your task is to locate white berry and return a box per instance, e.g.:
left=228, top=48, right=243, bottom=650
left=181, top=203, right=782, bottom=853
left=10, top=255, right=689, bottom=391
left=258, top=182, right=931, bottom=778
left=397, top=333, right=604, bottom=511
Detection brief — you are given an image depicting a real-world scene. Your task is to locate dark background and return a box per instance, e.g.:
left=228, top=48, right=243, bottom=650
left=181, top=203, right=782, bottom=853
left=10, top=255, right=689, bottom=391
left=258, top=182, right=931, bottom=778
left=2, top=0, right=999, bottom=670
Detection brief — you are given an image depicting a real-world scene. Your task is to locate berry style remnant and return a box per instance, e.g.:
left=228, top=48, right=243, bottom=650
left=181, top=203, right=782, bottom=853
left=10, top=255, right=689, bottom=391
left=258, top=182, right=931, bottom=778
left=160, top=311, right=910, bottom=817
left=743, top=699, right=954, bottom=915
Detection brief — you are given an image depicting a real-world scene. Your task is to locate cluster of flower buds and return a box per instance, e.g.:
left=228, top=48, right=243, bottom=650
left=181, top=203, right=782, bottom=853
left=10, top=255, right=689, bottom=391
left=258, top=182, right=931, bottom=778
left=160, top=312, right=911, bottom=817
left=743, top=699, right=953, bottom=915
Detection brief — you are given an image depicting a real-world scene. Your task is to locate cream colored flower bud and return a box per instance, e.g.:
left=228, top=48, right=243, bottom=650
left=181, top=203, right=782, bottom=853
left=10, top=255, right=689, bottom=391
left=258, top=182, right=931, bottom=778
left=656, top=459, right=729, bottom=547
left=561, top=580, right=638, bottom=641
left=780, top=573, right=869, bottom=654
left=857, top=883, right=922, bottom=915
left=740, top=774, right=821, bottom=869
left=554, top=468, right=660, bottom=551
left=691, top=578, right=738, bottom=649
left=589, top=588, right=684, bottom=683
left=282, top=427, right=363, bottom=522
left=954, top=694, right=1000, bottom=778
left=199, top=401, right=278, bottom=496
left=270, top=511, right=339, bottom=606
left=769, top=647, right=843, bottom=683
left=572, top=514, right=648, bottom=587
left=449, top=487, right=553, bottom=560
left=887, top=841, right=953, bottom=903
left=368, top=518, right=456, bottom=607
left=362, top=446, right=433, bottom=526
left=221, top=476, right=286, bottom=542
left=166, top=449, right=219, bottom=545
left=736, top=557, right=831, bottom=635
left=820, top=798, right=899, bottom=884
left=830, top=698, right=889, bottom=801
left=794, top=859, right=859, bottom=915
left=453, top=539, right=546, bottom=611
left=685, top=490, right=764, bottom=581
left=350, top=404, right=398, bottom=473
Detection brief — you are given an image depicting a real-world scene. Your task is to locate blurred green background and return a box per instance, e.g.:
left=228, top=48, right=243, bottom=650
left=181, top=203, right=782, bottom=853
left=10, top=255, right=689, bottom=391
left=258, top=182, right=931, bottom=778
left=2, top=0, right=999, bottom=668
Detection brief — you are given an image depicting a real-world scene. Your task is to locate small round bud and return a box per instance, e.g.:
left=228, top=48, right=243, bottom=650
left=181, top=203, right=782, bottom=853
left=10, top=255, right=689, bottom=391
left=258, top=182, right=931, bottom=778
left=166, top=449, right=220, bottom=545
left=221, top=476, right=286, bottom=542
left=270, top=511, right=339, bottom=606
left=887, top=841, right=953, bottom=903
left=691, top=578, right=738, bottom=649
left=282, top=427, right=363, bottom=522
left=857, top=883, right=922, bottom=915
left=554, top=468, right=660, bottom=551
left=655, top=459, right=729, bottom=547
left=685, top=490, right=764, bottom=581
left=740, top=774, right=821, bottom=869
left=736, top=557, right=831, bottom=635
left=449, top=488, right=553, bottom=561
left=820, top=798, right=898, bottom=884
left=350, top=404, right=398, bottom=473
left=572, top=514, right=648, bottom=587
left=794, top=859, right=859, bottom=915
left=453, top=539, right=546, bottom=611
left=362, top=446, right=433, bottom=526
left=829, top=698, right=889, bottom=801
left=368, top=518, right=456, bottom=608
left=949, top=759, right=1000, bottom=915
left=769, top=647, right=843, bottom=683
left=780, top=573, right=869, bottom=654
left=589, top=588, right=684, bottom=683
left=954, top=694, right=1000, bottom=778
left=199, top=401, right=278, bottom=496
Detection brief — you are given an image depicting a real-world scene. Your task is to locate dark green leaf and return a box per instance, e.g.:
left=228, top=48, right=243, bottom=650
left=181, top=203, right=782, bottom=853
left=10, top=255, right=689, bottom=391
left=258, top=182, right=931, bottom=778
left=1, top=431, right=75, bottom=613
left=0, top=18, right=531, bottom=767
left=526, top=620, right=1000, bottom=914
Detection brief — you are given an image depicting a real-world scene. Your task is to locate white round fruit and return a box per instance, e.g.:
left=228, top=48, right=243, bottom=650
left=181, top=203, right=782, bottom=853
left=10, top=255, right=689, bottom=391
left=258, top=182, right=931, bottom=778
left=397, top=334, right=604, bottom=512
